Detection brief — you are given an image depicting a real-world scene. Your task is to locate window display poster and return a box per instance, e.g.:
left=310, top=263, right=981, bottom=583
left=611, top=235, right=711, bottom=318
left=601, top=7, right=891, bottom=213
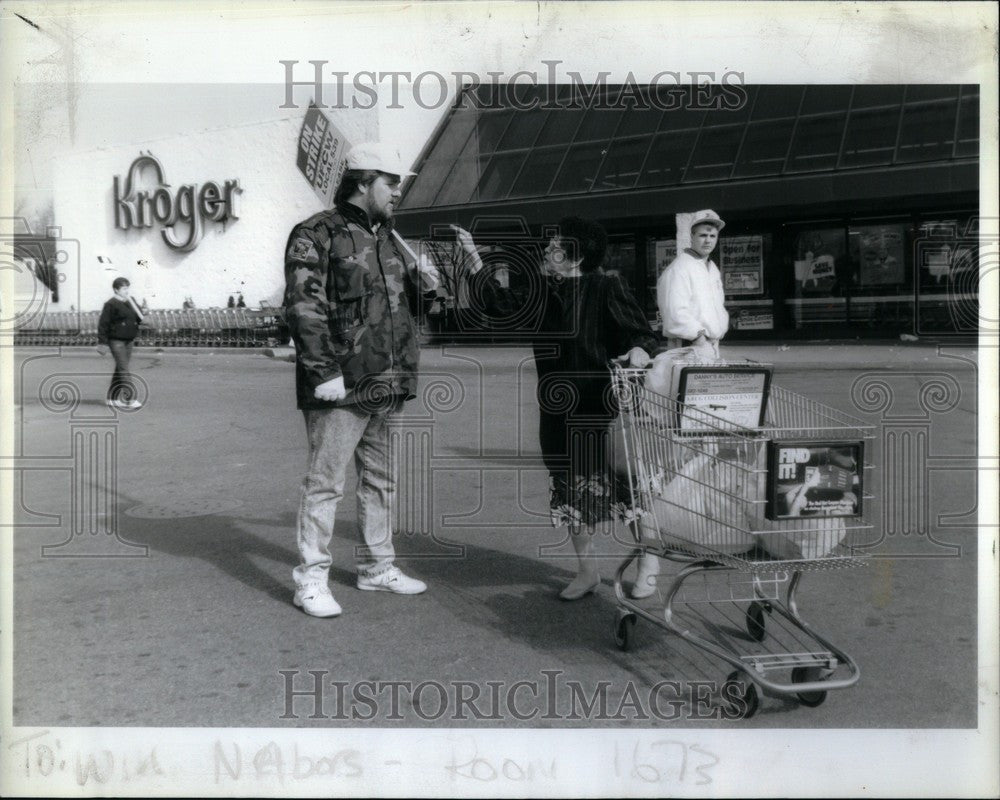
left=851, top=224, right=906, bottom=286
left=720, top=235, right=764, bottom=295
left=918, top=219, right=978, bottom=287
left=651, top=238, right=677, bottom=280
left=793, top=228, right=844, bottom=295
left=767, top=441, right=864, bottom=519
left=733, top=308, right=775, bottom=330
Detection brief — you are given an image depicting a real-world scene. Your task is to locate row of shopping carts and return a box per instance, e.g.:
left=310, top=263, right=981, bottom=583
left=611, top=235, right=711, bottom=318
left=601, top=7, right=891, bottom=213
left=13, top=308, right=287, bottom=348
left=610, top=361, right=877, bottom=720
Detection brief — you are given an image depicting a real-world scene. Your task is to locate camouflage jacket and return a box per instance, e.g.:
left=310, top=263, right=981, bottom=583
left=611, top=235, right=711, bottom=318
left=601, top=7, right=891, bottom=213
left=283, top=201, right=430, bottom=410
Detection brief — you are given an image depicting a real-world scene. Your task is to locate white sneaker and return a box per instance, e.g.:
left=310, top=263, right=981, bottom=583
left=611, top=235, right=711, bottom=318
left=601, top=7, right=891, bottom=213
left=293, top=584, right=342, bottom=617
left=630, top=554, right=661, bottom=599
left=357, top=566, right=427, bottom=595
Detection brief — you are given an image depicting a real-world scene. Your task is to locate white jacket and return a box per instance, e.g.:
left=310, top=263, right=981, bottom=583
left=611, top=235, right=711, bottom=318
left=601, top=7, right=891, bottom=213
left=656, top=250, right=729, bottom=341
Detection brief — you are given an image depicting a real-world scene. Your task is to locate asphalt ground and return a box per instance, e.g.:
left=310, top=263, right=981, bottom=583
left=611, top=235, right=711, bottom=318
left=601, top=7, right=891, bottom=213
left=10, top=343, right=981, bottom=728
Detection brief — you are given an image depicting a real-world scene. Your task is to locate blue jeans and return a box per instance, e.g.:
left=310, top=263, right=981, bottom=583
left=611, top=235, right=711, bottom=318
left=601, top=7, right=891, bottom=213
left=293, top=399, right=402, bottom=588
left=107, top=339, right=134, bottom=401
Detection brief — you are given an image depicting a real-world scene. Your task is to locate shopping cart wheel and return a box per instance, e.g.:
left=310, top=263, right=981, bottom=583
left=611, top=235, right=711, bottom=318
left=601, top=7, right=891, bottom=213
left=746, top=601, right=769, bottom=642
left=613, top=613, right=637, bottom=651
left=791, top=666, right=828, bottom=707
left=722, top=670, right=760, bottom=720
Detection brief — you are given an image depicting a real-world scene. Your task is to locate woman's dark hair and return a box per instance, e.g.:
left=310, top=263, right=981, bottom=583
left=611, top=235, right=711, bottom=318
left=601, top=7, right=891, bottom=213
left=333, top=169, right=382, bottom=207
left=557, top=216, right=608, bottom=273
left=112, top=277, right=130, bottom=291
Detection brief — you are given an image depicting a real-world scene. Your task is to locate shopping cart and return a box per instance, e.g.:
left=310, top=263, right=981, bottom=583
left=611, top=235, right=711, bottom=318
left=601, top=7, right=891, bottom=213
left=610, top=362, right=876, bottom=719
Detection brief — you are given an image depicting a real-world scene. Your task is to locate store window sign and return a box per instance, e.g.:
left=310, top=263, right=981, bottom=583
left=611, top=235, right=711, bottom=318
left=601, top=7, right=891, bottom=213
left=720, top=235, right=763, bottom=295
left=793, top=228, right=844, bottom=295
left=851, top=224, right=905, bottom=286
left=113, top=154, right=242, bottom=252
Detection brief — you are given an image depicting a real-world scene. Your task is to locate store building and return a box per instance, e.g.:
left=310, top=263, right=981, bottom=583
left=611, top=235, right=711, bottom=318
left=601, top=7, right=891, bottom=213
left=393, top=84, right=981, bottom=339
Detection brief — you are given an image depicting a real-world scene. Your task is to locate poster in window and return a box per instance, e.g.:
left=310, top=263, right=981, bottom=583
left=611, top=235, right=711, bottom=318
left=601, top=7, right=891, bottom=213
left=793, top=228, right=844, bottom=295
left=767, top=440, right=864, bottom=520
left=652, top=239, right=677, bottom=280
left=851, top=224, right=906, bottom=286
left=720, top=235, right=764, bottom=295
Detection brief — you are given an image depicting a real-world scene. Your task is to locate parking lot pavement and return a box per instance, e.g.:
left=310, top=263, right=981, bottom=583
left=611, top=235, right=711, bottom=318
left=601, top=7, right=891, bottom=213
left=10, top=344, right=981, bottom=727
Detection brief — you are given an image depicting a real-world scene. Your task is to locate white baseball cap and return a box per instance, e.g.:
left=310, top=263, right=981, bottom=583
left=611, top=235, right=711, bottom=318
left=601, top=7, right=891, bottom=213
left=690, top=209, right=726, bottom=232
left=345, top=142, right=416, bottom=177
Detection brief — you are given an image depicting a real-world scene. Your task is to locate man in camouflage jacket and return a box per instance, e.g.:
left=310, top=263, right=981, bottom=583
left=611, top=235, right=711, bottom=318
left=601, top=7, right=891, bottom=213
left=283, top=142, right=438, bottom=617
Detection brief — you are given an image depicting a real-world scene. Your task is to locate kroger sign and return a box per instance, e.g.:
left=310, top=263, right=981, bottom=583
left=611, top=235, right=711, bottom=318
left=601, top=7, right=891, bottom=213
left=113, top=154, right=243, bottom=252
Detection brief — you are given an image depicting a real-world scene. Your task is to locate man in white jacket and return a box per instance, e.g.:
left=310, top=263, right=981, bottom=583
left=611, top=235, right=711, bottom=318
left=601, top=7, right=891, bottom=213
left=657, top=209, right=729, bottom=358
left=634, top=209, right=729, bottom=600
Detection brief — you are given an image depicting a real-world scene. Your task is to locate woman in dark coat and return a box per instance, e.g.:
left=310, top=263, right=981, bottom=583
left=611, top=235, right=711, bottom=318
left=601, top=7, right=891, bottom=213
left=456, top=218, right=661, bottom=599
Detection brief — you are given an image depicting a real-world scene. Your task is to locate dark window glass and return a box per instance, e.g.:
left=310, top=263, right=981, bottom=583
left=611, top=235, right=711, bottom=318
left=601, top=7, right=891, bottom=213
left=475, top=111, right=514, bottom=154
left=574, top=107, right=625, bottom=141
left=616, top=104, right=664, bottom=136
left=508, top=147, right=565, bottom=198
left=915, top=214, right=978, bottom=333
left=549, top=142, right=609, bottom=195
left=497, top=111, right=547, bottom=151
left=471, top=152, right=527, bottom=201
left=840, top=107, right=901, bottom=167
left=424, top=110, right=478, bottom=163
left=905, top=85, right=960, bottom=102
left=684, top=125, right=744, bottom=182
left=638, top=129, right=700, bottom=186
left=658, top=102, right=707, bottom=132
left=733, top=119, right=796, bottom=177
left=432, top=158, right=481, bottom=206
left=800, top=85, right=853, bottom=115
left=896, top=99, right=959, bottom=162
left=399, top=159, right=453, bottom=208
left=851, top=85, right=905, bottom=109
left=751, top=85, right=804, bottom=120
left=955, top=89, right=979, bottom=157
left=594, top=136, right=652, bottom=190
left=702, top=85, right=754, bottom=124
left=534, top=108, right=587, bottom=145
left=786, top=114, right=846, bottom=172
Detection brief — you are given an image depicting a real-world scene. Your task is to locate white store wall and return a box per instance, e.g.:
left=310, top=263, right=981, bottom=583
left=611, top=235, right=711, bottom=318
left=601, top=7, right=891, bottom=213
left=52, top=108, right=378, bottom=312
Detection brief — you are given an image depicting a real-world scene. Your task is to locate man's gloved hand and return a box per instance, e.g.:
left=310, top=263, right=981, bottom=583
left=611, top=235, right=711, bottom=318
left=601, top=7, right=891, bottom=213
left=314, top=375, right=347, bottom=401
left=96, top=345, right=108, bottom=357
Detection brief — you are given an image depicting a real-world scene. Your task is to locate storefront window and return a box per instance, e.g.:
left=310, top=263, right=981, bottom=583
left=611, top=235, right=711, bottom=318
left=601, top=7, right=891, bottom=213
left=645, top=236, right=677, bottom=321
left=605, top=237, right=637, bottom=288
left=847, top=221, right=912, bottom=330
left=786, top=226, right=848, bottom=329
left=915, top=214, right=978, bottom=334
left=721, top=232, right=774, bottom=332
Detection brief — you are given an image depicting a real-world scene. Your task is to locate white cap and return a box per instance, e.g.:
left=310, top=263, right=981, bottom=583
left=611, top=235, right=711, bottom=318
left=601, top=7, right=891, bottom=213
left=690, top=209, right=726, bottom=232
left=345, top=142, right=416, bottom=177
